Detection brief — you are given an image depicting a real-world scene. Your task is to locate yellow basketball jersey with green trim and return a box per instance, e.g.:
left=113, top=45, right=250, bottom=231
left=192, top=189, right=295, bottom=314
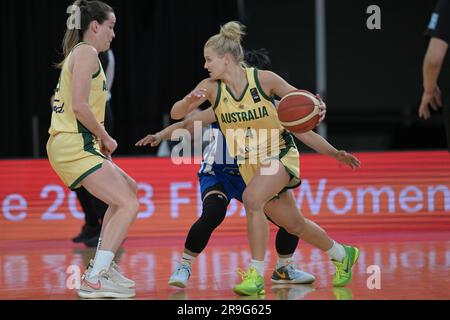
left=214, top=67, right=290, bottom=161
left=213, top=67, right=300, bottom=187
left=49, top=43, right=108, bottom=136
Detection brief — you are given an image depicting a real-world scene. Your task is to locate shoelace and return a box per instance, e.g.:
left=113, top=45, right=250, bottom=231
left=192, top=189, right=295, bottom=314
left=111, top=261, right=120, bottom=272
left=284, top=262, right=297, bottom=275
left=101, top=270, right=112, bottom=280
left=237, top=268, right=249, bottom=280
left=333, top=261, right=346, bottom=279
left=87, top=260, right=121, bottom=277
left=237, top=267, right=259, bottom=281
left=176, top=263, right=191, bottom=275
left=110, top=261, right=132, bottom=281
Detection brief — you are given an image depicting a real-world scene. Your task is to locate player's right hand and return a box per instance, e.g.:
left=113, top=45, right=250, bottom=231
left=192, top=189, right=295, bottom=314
left=184, top=88, right=207, bottom=105
left=102, top=136, right=118, bottom=155
left=336, top=150, right=361, bottom=170
left=316, top=94, right=327, bottom=123
left=135, top=133, right=162, bottom=147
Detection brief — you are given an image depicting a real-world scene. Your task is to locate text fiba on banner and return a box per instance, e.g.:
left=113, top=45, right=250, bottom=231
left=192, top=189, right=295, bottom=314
left=2, top=177, right=449, bottom=222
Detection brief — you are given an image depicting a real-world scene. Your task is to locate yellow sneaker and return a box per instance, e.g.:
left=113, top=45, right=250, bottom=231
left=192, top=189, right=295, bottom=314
left=233, top=267, right=265, bottom=296
left=332, top=245, right=359, bottom=287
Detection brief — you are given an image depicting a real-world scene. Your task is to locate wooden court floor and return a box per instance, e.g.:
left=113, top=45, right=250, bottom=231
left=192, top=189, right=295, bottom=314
left=0, top=230, right=449, bottom=300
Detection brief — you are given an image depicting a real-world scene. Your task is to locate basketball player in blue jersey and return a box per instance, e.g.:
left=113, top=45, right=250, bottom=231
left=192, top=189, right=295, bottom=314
left=138, top=21, right=361, bottom=296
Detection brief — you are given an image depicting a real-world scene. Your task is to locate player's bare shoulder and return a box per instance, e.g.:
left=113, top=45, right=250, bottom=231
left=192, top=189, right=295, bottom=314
left=257, top=70, right=281, bottom=86
left=254, top=69, right=281, bottom=97
left=72, top=43, right=98, bottom=60
left=199, top=78, right=217, bottom=89
left=198, top=77, right=218, bottom=101
left=70, top=44, right=98, bottom=71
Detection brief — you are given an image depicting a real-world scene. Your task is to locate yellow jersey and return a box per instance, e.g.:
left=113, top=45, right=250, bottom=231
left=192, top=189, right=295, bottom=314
left=213, top=67, right=300, bottom=187
left=49, top=42, right=108, bottom=136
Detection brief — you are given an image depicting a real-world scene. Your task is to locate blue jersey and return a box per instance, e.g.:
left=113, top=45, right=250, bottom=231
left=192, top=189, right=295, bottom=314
left=198, top=123, right=246, bottom=202
left=198, top=122, right=238, bottom=174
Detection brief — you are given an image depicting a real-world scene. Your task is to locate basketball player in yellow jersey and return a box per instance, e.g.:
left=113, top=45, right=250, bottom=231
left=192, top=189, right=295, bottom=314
left=164, top=21, right=361, bottom=295
left=47, top=0, right=137, bottom=299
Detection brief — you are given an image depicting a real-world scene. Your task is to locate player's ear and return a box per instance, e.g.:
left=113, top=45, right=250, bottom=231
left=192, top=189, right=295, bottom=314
left=224, top=53, right=231, bottom=66
left=91, top=20, right=100, bottom=34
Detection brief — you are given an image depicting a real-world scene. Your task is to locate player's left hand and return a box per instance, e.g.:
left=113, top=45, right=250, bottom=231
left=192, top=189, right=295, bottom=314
left=316, top=94, right=327, bottom=123
left=335, top=150, right=361, bottom=170
left=135, top=133, right=162, bottom=147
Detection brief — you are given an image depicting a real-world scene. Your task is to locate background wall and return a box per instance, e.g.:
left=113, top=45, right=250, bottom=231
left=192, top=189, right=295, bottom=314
left=1, top=151, right=449, bottom=240
left=1, top=0, right=448, bottom=158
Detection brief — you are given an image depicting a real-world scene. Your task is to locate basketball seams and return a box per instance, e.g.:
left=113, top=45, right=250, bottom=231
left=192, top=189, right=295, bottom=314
left=277, top=90, right=321, bottom=133
left=280, top=91, right=320, bottom=106
left=279, top=105, right=320, bottom=126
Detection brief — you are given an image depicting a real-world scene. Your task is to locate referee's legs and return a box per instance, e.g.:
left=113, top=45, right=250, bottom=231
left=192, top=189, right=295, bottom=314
left=444, top=102, right=450, bottom=153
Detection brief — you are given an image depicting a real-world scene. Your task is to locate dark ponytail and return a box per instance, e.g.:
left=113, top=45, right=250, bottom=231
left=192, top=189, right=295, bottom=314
left=244, top=48, right=272, bottom=70
left=56, top=0, right=113, bottom=68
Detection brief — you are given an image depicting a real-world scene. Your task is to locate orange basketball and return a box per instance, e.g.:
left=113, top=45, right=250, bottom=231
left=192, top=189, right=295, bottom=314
left=277, top=90, right=321, bottom=133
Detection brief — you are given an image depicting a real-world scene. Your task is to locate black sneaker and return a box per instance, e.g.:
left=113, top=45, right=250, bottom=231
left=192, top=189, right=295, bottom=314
left=72, top=224, right=101, bottom=243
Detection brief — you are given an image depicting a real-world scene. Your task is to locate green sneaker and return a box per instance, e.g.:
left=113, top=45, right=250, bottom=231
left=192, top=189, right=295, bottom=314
left=233, top=267, right=265, bottom=296
left=332, top=245, right=359, bottom=287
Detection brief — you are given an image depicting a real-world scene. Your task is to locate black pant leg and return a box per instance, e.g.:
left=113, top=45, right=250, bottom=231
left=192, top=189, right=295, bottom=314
left=75, top=187, right=105, bottom=226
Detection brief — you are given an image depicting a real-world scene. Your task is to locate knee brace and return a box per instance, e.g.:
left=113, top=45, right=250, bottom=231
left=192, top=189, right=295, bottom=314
left=184, top=192, right=229, bottom=253
left=266, top=216, right=299, bottom=256
left=275, top=227, right=300, bottom=256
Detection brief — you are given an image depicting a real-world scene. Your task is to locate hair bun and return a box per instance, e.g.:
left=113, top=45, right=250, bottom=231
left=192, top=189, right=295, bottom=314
left=220, top=21, right=246, bottom=42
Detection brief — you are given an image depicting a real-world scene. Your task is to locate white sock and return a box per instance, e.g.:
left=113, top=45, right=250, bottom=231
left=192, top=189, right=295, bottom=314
left=250, top=259, right=265, bottom=276
left=277, top=257, right=294, bottom=268
left=326, top=241, right=346, bottom=262
left=91, top=237, right=103, bottom=263
left=181, top=252, right=196, bottom=266
left=91, top=250, right=114, bottom=277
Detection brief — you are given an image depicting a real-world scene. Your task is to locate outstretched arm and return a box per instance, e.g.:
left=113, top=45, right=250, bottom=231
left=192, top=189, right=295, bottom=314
left=293, top=130, right=361, bottom=169
left=136, top=107, right=216, bottom=147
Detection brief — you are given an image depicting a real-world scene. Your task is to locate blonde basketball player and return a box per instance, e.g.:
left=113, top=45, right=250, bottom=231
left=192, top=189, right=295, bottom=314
left=47, top=0, right=137, bottom=298
left=140, top=21, right=360, bottom=296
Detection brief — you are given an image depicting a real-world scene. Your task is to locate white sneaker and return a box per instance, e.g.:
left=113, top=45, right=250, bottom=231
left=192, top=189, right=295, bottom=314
left=77, top=270, right=135, bottom=299
left=86, top=259, right=135, bottom=288
left=271, top=261, right=316, bottom=284
left=168, top=262, right=191, bottom=288
left=109, top=261, right=135, bottom=288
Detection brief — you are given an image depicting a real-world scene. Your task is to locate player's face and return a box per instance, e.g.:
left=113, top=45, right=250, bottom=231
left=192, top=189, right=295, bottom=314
left=204, top=47, right=226, bottom=80
left=97, top=12, right=116, bottom=52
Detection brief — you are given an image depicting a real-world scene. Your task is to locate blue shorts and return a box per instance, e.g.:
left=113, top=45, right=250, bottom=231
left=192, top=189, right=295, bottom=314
left=198, top=166, right=246, bottom=203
